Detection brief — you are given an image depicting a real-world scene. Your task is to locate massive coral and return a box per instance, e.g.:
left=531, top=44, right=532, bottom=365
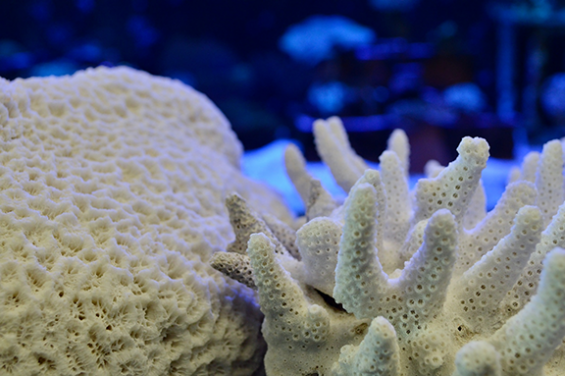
left=213, top=117, right=565, bottom=375
left=0, top=66, right=293, bottom=375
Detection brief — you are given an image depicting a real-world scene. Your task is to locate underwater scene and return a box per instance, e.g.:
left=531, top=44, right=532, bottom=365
left=2, top=0, right=565, bottom=213
left=1, top=1, right=565, bottom=376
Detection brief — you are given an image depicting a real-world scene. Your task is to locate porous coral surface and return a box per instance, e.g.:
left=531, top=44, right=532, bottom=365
left=213, top=117, right=565, bottom=376
left=0, top=66, right=292, bottom=375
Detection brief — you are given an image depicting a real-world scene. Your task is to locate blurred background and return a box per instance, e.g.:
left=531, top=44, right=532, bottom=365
left=2, top=0, right=565, bottom=212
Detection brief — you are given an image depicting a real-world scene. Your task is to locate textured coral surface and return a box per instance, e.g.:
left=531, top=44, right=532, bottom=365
left=0, top=67, right=292, bottom=375
left=214, top=117, right=565, bottom=376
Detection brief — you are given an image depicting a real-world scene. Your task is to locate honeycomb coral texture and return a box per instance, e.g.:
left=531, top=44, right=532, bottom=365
left=0, top=67, right=295, bottom=376
left=213, top=116, right=565, bottom=376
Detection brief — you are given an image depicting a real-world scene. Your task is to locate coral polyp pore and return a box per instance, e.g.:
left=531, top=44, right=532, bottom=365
left=212, top=117, right=565, bottom=376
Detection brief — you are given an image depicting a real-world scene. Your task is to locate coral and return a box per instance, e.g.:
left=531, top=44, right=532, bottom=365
left=213, top=116, right=565, bottom=375
left=0, top=66, right=295, bottom=375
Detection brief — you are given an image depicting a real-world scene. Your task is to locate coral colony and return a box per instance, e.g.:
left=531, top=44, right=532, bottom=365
left=212, top=117, right=565, bottom=375
left=0, top=67, right=295, bottom=375
left=1, top=67, right=565, bottom=376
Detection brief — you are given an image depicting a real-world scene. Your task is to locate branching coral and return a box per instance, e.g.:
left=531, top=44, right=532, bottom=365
left=212, top=117, right=565, bottom=375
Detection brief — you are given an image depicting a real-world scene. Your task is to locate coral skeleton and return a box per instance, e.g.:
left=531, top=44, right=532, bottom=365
left=0, top=67, right=297, bottom=376
left=213, top=117, right=565, bottom=375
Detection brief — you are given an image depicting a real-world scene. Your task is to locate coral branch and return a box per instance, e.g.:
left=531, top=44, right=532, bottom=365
left=456, top=181, right=536, bottom=273
left=226, top=193, right=287, bottom=256
left=306, top=178, right=338, bottom=220
left=313, top=117, right=367, bottom=192
left=387, top=128, right=410, bottom=176
left=398, top=218, right=428, bottom=263
left=247, top=233, right=369, bottom=376
left=413, top=137, right=489, bottom=224
left=247, top=233, right=308, bottom=323
left=296, top=217, right=342, bottom=296
left=342, top=169, right=391, bottom=269
left=398, top=209, right=458, bottom=321
left=487, top=248, right=565, bottom=375
left=380, top=150, right=411, bottom=255
left=210, top=252, right=255, bottom=288
left=327, top=116, right=368, bottom=175
left=284, top=144, right=314, bottom=205
left=452, top=206, right=543, bottom=330
left=521, top=151, right=540, bottom=183
left=262, top=212, right=301, bottom=260
left=463, top=181, right=486, bottom=230
left=334, top=183, right=390, bottom=319
left=535, top=140, right=564, bottom=225
left=507, top=166, right=521, bottom=184
left=505, top=201, right=565, bottom=312
left=453, top=341, right=501, bottom=376
left=424, top=160, right=444, bottom=178
left=333, top=316, right=400, bottom=376
left=215, top=194, right=303, bottom=289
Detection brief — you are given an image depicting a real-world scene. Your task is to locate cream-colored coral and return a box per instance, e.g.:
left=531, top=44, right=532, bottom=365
left=0, top=67, right=295, bottom=375
left=213, top=117, right=565, bottom=376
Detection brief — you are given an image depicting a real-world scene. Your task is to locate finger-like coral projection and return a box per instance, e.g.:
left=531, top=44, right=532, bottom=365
left=212, top=117, right=565, bottom=376
left=332, top=317, right=400, bottom=376
left=313, top=117, right=368, bottom=192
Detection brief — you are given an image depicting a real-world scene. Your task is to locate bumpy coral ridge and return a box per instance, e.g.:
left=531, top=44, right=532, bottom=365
left=0, top=67, right=294, bottom=376
left=213, top=116, right=565, bottom=376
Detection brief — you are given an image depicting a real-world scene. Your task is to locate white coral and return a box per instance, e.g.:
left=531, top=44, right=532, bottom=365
left=0, top=67, right=295, bottom=376
left=214, top=117, right=565, bottom=376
